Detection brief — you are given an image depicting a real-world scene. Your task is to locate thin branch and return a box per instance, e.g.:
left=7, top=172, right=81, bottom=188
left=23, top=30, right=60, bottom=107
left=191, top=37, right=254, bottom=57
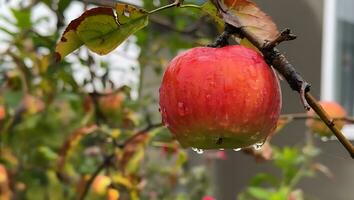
left=81, top=0, right=138, bottom=7
left=78, top=154, right=115, bottom=200
left=262, top=28, right=297, bottom=50
left=280, top=113, right=354, bottom=123
left=82, top=0, right=201, bottom=13
left=120, top=123, right=163, bottom=148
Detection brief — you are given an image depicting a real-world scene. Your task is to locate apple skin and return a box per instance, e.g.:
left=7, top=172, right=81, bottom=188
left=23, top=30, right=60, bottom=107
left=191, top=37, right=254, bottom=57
left=306, top=101, right=347, bottom=137
left=159, top=45, right=281, bottom=149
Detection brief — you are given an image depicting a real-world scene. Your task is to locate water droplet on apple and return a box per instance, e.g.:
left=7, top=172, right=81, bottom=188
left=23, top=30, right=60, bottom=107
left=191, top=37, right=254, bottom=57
left=192, top=147, right=204, bottom=154
left=209, top=81, right=216, bottom=87
left=206, top=94, right=211, bottom=99
left=253, top=142, right=263, bottom=150
left=177, top=102, right=186, bottom=116
left=233, top=148, right=242, bottom=152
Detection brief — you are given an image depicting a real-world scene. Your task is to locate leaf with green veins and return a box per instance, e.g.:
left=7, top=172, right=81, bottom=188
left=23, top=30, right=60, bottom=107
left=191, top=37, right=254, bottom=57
left=55, top=5, right=148, bottom=61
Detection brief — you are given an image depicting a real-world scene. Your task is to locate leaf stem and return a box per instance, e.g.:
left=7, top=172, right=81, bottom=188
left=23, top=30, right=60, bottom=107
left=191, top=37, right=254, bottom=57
left=148, top=3, right=177, bottom=14
left=180, top=4, right=203, bottom=9
left=148, top=3, right=201, bottom=14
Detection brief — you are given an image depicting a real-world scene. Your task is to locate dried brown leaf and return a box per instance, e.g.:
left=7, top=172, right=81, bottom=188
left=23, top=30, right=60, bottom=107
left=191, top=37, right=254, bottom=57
left=212, top=0, right=279, bottom=46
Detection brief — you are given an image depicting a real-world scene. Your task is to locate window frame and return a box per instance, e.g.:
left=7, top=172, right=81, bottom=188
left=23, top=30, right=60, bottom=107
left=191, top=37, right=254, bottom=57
left=321, top=0, right=354, bottom=140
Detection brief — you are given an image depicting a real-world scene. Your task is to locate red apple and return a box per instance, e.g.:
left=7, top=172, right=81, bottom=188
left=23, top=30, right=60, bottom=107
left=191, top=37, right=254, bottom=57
left=159, top=46, right=281, bottom=149
left=0, top=105, right=5, bottom=120
left=306, top=101, right=347, bottom=137
left=98, top=93, right=124, bottom=117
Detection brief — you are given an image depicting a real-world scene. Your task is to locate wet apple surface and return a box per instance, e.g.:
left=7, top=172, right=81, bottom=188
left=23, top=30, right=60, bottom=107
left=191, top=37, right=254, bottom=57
left=159, top=45, right=282, bottom=149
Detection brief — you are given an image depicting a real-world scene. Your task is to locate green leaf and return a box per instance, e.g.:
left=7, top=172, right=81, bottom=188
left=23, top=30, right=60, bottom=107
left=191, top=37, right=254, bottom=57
left=250, top=173, right=279, bottom=187
left=247, top=187, right=272, bottom=200
left=126, top=148, right=145, bottom=174
left=58, top=0, right=72, bottom=14
left=269, top=187, right=290, bottom=200
left=11, top=8, right=32, bottom=29
left=55, top=5, right=148, bottom=61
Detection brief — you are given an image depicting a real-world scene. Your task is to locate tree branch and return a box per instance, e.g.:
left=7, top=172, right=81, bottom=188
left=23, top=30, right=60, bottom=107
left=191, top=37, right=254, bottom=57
left=78, top=154, right=115, bottom=200
left=280, top=113, right=354, bottom=123
left=81, top=0, right=138, bottom=7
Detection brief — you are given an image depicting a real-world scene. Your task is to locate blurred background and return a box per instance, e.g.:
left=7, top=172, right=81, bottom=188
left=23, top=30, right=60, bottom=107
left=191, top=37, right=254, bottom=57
left=0, top=0, right=353, bottom=199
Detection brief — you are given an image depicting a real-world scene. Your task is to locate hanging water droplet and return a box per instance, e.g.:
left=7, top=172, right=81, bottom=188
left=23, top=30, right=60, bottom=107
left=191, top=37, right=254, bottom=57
left=192, top=147, right=204, bottom=154
left=123, top=9, right=131, bottom=17
left=329, top=136, right=336, bottom=140
left=253, top=142, right=263, bottom=150
left=233, top=148, right=242, bottom=152
left=197, top=149, right=204, bottom=154
left=321, top=137, right=329, bottom=142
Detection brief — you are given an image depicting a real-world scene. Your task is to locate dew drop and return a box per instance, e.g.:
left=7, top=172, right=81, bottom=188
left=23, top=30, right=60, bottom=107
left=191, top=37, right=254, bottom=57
left=321, top=137, right=329, bottom=142
left=233, top=148, right=242, bottom=152
left=177, top=102, right=187, bottom=116
left=253, top=142, right=263, bottom=150
left=192, top=147, right=204, bottom=154
left=123, top=9, right=131, bottom=17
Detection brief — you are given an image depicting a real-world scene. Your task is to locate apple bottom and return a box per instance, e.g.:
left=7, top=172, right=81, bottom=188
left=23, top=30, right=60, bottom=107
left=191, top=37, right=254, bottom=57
left=172, top=129, right=267, bottom=149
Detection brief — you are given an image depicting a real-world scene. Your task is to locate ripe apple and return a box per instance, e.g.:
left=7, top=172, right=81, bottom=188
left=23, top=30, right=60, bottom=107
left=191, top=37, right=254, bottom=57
left=159, top=45, right=281, bottom=149
left=0, top=105, right=5, bottom=121
left=306, top=101, right=347, bottom=137
left=92, top=175, right=111, bottom=195
left=98, top=93, right=124, bottom=117
left=106, top=188, right=120, bottom=200
left=0, top=164, right=8, bottom=184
